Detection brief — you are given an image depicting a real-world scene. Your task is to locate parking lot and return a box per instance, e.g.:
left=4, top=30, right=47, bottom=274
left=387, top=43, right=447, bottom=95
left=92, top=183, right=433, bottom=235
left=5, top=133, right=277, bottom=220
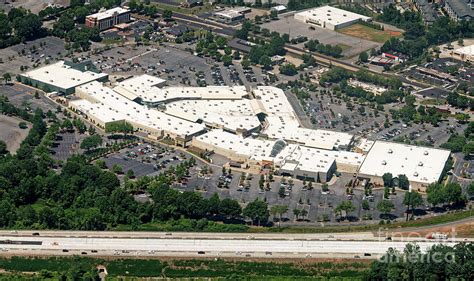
left=101, top=142, right=192, bottom=178
left=261, top=15, right=380, bottom=58
left=0, top=36, right=66, bottom=76
left=50, top=132, right=83, bottom=161
left=0, top=84, right=58, bottom=114
left=95, top=141, right=416, bottom=224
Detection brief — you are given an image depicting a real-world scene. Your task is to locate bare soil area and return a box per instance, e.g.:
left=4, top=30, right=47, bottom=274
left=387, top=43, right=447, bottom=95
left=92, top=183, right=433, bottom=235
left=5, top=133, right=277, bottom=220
left=0, top=114, right=31, bottom=153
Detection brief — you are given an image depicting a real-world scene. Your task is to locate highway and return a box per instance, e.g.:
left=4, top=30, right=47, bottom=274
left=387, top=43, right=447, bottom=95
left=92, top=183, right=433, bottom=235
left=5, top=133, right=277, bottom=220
left=0, top=231, right=467, bottom=259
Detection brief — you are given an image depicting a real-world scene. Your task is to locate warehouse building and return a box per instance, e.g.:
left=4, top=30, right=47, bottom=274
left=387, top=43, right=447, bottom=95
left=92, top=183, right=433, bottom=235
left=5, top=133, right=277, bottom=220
left=85, top=7, right=131, bottom=31
left=358, top=141, right=451, bottom=191
left=18, top=60, right=108, bottom=95
left=294, top=6, right=372, bottom=30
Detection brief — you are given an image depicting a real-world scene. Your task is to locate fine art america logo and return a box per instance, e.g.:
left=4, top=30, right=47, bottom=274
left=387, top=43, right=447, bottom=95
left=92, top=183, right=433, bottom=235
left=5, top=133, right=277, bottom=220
left=377, top=227, right=458, bottom=264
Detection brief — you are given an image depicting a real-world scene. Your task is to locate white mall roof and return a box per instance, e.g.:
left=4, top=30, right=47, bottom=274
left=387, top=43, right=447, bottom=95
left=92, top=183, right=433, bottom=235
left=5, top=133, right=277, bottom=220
left=76, top=82, right=205, bottom=138
left=253, top=86, right=353, bottom=150
left=359, top=141, right=450, bottom=184
left=165, top=99, right=260, bottom=132
left=87, top=7, right=130, bottom=21
left=295, top=5, right=371, bottom=26
left=21, top=61, right=108, bottom=90
left=115, top=75, right=247, bottom=103
left=194, top=129, right=363, bottom=173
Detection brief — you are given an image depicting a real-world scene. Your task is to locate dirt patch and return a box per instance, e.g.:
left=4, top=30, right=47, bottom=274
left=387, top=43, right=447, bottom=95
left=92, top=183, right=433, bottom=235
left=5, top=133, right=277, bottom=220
left=338, top=24, right=402, bottom=44
left=0, top=0, right=70, bottom=14
left=0, top=115, right=31, bottom=153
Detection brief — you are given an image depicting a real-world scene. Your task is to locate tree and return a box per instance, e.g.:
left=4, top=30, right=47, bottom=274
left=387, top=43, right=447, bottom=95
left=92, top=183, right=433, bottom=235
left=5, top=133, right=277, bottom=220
left=403, top=191, right=423, bottom=221
left=3, top=73, right=11, bottom=84
left=377, top=200, right=395, bottom=219
left=367, top=242, right=473, bottom=280
left=241, top=58, right=251, bottom=69
left=278, top=186, right=285, bottom=198
left=243, top=199, right=269, bottom=226
left=13, top=13, right=43, bottom=41
left=270, top=9, right=278, bottom=20
left=293, top=208, right=301, bottom=220
left=270, top=205, right=288, bottom=227
left=0, top=140, right=8, bottom=157
left=126, top=169, right=135, bottom=179
left=222, top=55, right=233, bottom=66
left=162, top=9, right=173, bottom=20
left=444, top=183, right=464, bottom=205
left=359, top=51, right=369, bottom=63
left=382, top=173, right=393, bottom=187
left=80, top=135, right=102, bottom=152
left=111, top=164, right=123, bottom=174
left=335, top=201, right=355, bottom=220
left=259, top=55, right=272, bottom=70
left=300, top=209, right=308, bottom=220
left=397, top=174, right=409, bottom=190
left=105, top=121, right=133, bottom=135
left=467, top=182, right=474, bottom=199
left=362, top=199, right=370, bottom=210
left=279, top=63, right=298, bottom=76
left=62, top=119, right=74, bottom=131
left=218, top=198, right=242, bottom=219
left=426, top=183, right=445, bottom=207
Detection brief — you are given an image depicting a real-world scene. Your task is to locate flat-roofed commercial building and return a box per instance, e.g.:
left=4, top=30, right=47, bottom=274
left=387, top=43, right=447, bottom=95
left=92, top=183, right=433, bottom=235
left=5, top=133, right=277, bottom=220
left=114, top=75, right=247, bottom=105
left=253, top=86, right=354, bottom=150
left=294, top=5, right=371, bottom=30
left=165, top=99, right=261, bottom=135
left=213, top=7, right=250, bottom=23
left=192, top=130, right=337, bottom=182
left=192, top=129, right=363, bottom=181
left=86, top=7, right=131, bottom=31
left=18, top=61, right=108, bottom=95
left=71, top=81, right=205, bottom=146
left=358, top=141, right=451, bottom=191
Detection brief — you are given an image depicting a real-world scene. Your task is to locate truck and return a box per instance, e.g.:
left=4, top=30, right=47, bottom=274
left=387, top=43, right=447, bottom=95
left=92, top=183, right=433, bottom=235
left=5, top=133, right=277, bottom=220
left=426, top=232, right=448, bottom=240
